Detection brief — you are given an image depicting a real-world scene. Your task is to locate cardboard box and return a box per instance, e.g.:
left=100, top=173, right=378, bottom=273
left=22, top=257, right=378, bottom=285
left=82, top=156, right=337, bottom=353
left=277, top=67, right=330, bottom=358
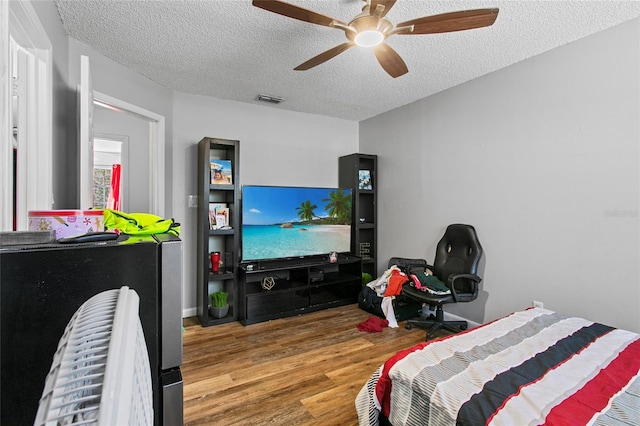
left=28, top=210, right=104, bottom=239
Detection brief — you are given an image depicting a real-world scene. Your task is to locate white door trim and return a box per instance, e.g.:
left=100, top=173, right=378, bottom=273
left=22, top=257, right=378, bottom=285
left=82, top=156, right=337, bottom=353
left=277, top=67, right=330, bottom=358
left=93, top=90, right=166, bottom=217
left=1, top=0, right=52, bottom=231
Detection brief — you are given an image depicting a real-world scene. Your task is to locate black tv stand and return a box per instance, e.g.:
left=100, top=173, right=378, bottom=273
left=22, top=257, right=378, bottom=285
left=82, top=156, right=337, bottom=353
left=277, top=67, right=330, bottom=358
left=244, top=254, right=358, bottom=271
left=238, top=255, right=362, bottom=325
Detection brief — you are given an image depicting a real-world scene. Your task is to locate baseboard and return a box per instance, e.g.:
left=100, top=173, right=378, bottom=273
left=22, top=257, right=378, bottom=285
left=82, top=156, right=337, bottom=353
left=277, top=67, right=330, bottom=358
left=183, top=307, right=197, bottom=318
left=443, top=311, right=481, bottom=329
left=420, top=305, right=481, bottom=329
left=181, top=305, right=481, bottom=328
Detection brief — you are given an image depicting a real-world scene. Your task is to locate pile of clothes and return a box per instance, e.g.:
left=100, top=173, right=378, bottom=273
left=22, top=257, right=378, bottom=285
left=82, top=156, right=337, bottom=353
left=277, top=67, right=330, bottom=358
left=356, top=316, right=389, bottom=333
left=362, top=266, right=406, bottom=328
left=359, top=264, right=450, bottom=328
left=408, top=271, right=451, bottom=295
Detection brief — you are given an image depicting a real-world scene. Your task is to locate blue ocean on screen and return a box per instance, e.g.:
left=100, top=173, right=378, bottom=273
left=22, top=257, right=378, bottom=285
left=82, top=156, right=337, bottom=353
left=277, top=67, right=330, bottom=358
left=241, top=185, right=353, bottom=261
left=242, top=224, right=350, bottom=261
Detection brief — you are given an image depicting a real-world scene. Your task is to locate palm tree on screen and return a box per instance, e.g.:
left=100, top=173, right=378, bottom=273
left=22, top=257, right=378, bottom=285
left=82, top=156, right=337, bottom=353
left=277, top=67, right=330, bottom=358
left=296, top=200, right=317, bottom=222
left=323, top=189, right=351, bottom=224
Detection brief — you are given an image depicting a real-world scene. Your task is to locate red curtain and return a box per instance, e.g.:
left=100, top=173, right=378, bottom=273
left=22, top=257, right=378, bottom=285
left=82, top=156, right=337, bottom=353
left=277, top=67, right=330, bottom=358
left=107, top=164, right=121, bottom=210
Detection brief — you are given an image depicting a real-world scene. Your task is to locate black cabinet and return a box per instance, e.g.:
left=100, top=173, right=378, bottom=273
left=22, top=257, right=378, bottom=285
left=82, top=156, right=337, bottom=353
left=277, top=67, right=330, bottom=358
left=339, top=153, right=377, bottom=278
left=0, top=239, right=182, bottom=426
left=239, top=255, right=362, bottom=325
left=197, top=137, right=240, bottom=326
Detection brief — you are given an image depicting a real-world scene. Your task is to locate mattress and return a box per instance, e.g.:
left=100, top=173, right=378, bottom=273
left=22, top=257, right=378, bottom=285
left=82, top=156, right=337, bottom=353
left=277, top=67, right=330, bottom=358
left=356, top=307, right=640, bottom=426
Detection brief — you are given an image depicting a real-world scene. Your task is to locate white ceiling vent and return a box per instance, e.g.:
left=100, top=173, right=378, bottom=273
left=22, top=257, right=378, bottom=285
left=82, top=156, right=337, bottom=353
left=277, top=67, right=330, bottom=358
left=256, top=94, right=284, bottom=104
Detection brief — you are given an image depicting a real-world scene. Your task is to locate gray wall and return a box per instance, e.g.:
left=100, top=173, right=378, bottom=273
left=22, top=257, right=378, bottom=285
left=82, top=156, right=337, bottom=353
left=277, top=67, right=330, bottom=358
left=360, top=18, right=640, bottom=332
left=32, top=0, right=175, bottom=213
left=31, top=0, right=359, bottom=317
left=67, top=38, right=175, bottom=215
left=31, top=0, right=640, bottom=330
left=30, top=0, right=73, bottom=208
left=172, top=92, right=359, bottom=315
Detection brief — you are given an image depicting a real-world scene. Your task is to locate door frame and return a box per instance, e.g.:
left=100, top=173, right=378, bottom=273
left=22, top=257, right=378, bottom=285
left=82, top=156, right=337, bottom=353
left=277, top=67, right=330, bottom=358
left=92, top=90, right=166, bottom=217
left=1, top=0, right=52, bottom=231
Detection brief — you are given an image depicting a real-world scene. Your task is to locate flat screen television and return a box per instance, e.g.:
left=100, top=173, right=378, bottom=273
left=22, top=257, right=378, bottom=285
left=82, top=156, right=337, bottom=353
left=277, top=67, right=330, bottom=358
left=241, top=185, right=352, bottom=262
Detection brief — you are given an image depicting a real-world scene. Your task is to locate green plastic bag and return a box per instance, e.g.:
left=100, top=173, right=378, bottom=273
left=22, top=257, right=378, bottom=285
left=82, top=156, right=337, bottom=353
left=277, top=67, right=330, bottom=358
left=104, top=209, right=180, bottom=236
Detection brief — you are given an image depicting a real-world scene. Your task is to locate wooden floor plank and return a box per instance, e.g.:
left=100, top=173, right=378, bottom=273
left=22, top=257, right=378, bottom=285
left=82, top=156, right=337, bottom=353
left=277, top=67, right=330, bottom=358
left=182, top=303, right=448, bottom=425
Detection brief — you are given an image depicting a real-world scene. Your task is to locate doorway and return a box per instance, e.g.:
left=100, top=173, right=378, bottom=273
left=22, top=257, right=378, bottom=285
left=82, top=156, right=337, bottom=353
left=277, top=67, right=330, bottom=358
left=79, top=80, right=166, bottom=217
left=92, top=134, right=128, bottom=210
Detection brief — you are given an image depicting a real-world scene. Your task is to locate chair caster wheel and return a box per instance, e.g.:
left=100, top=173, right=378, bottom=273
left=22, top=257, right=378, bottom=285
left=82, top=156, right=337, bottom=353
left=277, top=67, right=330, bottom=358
left=405, top=323, right=412, bottom=330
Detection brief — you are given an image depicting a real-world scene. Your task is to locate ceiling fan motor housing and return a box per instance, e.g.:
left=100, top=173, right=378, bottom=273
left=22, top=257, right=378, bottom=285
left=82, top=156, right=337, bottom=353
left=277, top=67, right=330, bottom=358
left=345, top=15, right=394, bottom=44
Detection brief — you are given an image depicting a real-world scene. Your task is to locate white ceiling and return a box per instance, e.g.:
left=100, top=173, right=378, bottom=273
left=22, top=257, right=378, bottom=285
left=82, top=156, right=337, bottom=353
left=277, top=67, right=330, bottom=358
left=54, top=0, right=640, bottom=122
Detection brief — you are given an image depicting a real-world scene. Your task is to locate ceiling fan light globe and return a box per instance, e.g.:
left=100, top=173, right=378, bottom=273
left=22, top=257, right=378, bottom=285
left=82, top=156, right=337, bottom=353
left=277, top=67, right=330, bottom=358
left=354, top=30, right=384, bottom=47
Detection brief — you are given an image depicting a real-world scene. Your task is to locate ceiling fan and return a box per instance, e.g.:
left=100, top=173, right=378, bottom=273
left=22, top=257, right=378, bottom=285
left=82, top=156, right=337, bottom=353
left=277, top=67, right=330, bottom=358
left=252, top=0, right=499, bottom=78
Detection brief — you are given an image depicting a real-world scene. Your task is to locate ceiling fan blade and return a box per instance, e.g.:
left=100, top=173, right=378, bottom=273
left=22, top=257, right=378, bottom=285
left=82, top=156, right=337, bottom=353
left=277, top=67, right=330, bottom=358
left=373, top=43, right=408, bottom=78
left=370, top=0, right=397, bottom=18
left=294, top=43, right=353, bottom=71
left=252, top=0, right=346, bottom=28
left=397, top=9, right=499, bottom=35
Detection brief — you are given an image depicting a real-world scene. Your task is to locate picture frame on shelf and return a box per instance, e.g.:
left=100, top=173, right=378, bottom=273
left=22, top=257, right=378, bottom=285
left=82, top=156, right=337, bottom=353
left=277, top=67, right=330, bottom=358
left=214, top=213, right=227, bottom=229
left=359, top=170, right=372, bottom=190
left=210, top=159, right=233, bottom=185
left=208, top=207, right=216, bottom=230
left=209, top=203, right=227, bottom=229
left=218, top=208, right=230, bottom=228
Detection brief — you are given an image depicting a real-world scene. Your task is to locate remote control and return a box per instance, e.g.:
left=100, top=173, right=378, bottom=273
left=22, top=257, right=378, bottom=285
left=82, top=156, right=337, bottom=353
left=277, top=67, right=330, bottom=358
left=58, top=231, right=119, bottom=244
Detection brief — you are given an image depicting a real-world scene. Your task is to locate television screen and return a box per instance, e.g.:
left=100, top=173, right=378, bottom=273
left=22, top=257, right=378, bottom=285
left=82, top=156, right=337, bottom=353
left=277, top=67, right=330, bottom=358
left=241, top=185, right=352, bottom=262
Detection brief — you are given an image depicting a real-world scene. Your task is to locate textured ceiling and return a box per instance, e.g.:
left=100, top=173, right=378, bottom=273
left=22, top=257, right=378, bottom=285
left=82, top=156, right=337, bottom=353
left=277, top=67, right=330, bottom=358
left=54, top=0, right=640, bottom=121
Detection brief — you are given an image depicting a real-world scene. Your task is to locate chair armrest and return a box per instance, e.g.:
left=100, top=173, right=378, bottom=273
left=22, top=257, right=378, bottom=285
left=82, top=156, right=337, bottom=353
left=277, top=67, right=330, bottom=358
left=447, top=273, right=481, bottom=301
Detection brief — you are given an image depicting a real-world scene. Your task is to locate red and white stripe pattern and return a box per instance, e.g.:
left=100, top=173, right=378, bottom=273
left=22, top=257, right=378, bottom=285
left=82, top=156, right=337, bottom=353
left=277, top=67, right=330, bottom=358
left=356, top=308, right=640, bottom=426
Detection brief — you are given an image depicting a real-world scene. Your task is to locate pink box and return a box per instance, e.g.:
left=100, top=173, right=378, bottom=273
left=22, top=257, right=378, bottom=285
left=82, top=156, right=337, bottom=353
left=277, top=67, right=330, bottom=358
left=28, top=210, right=104, bottom=239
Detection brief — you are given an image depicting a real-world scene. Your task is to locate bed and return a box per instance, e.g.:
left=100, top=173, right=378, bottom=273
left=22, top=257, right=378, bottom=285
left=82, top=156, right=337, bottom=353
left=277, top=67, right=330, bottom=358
left=356, top=307, right=640, bottom=426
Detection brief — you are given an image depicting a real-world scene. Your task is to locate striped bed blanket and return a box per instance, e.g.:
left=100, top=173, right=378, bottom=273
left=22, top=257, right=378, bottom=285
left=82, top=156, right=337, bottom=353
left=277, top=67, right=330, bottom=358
left=355, top=307, right=640, bottom=426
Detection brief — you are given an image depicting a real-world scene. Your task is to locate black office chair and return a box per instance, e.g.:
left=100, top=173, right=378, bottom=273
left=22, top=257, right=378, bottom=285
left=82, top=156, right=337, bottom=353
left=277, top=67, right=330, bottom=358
left=403, top=224, right=484, bottom=340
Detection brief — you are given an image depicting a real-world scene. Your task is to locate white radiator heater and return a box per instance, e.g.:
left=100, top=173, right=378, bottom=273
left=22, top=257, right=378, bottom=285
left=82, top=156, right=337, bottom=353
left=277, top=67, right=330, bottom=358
left=34, top=286, right=153, bottom=426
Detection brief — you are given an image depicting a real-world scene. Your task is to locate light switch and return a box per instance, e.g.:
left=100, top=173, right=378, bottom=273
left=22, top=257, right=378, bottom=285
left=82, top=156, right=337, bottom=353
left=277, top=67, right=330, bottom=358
left=188, top=195, right=198, bottom=208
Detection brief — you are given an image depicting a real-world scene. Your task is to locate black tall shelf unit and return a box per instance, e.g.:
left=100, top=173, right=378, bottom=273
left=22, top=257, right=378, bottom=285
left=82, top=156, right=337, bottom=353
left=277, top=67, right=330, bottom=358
left=339, top=153, right=377, bottom=278
left=197, top=137, right=240, bottom=326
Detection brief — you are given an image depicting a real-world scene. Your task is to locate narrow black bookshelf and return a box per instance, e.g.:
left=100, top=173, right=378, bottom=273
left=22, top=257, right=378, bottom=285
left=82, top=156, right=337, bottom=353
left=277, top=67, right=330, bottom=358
left=339, top=153, right=377, bottom=278
left=196, top=137, right=240, bottom=326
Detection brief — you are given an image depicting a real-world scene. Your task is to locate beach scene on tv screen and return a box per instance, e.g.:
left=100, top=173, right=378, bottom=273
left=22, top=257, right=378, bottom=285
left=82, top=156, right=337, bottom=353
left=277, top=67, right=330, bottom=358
left=242, top=186, right=352, bottom=261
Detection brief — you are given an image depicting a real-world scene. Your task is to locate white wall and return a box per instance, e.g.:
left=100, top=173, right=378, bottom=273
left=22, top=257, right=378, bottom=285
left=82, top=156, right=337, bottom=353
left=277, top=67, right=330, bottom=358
left=173, top=93, right=359, bottom=316
left=360, top=18, right=640, bottom=332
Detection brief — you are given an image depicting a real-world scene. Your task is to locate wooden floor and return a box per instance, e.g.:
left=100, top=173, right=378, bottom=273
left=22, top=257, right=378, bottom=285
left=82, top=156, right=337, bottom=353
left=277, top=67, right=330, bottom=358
left=182, top=304, right=447, bottom=425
